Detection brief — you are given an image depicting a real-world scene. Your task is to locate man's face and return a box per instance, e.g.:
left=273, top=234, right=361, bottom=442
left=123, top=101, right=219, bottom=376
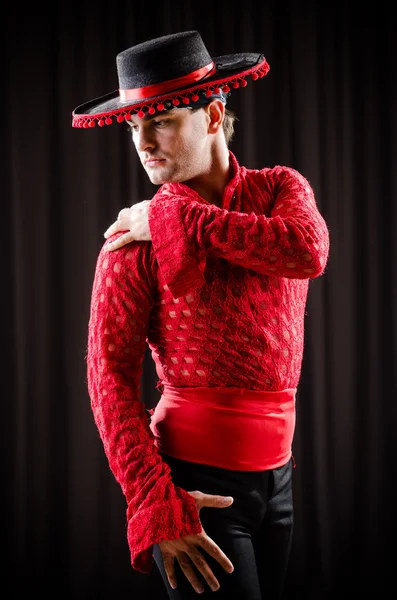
left=127, top=107, right=211, bottom=185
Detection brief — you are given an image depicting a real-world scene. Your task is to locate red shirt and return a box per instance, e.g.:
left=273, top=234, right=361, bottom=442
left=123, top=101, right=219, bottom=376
left=86, top=151, right=329, bottom=573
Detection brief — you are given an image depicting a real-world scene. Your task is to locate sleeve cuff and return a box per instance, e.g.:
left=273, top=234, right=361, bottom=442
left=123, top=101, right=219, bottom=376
left=127, top=485, right=203, bottom=573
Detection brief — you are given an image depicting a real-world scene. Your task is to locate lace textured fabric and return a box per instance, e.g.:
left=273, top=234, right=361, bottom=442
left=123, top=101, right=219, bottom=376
left=86, top=151, right=330, bottom=573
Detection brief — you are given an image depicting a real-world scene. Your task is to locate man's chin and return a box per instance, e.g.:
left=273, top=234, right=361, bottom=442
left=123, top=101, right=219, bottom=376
left=146, top=170, right=180, bottom=185
left=148, top=174, right=168, bottom=185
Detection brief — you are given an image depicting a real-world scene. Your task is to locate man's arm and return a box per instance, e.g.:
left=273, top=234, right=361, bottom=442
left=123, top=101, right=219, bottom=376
left=87, top=236, right=202, bottom=574
left=148, top=166, right=330, bottom=298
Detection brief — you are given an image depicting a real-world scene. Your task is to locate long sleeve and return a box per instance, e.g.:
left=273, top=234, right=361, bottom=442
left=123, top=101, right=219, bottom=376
left=86, top=237, right=202, bottom=573
left=148, top=165, right=329, bottom=299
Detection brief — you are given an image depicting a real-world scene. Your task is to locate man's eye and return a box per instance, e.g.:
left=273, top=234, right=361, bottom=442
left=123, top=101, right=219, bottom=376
left=154, top=119, right=168, bottom=127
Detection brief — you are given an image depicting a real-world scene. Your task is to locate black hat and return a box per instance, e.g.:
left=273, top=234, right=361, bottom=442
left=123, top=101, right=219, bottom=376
left=72, top=30, right=270, bottom=128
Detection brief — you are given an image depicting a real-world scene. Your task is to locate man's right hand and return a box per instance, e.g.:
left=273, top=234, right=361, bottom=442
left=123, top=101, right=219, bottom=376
left=158, top=490, right=235, bottom=594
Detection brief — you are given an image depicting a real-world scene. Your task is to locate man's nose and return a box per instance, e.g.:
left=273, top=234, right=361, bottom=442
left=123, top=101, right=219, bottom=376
left=135, top=128, right=156, bottom=152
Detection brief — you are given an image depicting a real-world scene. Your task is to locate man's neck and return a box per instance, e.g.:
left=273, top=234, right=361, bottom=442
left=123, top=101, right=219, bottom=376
left=184, top=148, right=231, bottom=207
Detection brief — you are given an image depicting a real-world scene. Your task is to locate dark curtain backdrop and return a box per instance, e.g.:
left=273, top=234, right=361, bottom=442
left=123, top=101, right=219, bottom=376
left=3, top=1, right=396, bottom=598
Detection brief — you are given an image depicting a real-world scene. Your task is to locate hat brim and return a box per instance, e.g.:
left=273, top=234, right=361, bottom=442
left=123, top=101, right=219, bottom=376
left=72, top=53, right=269, bottom=127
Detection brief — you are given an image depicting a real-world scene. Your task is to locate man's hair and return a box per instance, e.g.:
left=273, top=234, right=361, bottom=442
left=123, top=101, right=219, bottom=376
left=128, top=102, right=238, bottom=147
left=191, top=105, right=237, bottom=147
left=222, top=108, right=237, bottom=147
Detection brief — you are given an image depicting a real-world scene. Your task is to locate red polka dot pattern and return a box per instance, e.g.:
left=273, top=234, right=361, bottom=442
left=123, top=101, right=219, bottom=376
left=86, top=151, right=330, bottom=574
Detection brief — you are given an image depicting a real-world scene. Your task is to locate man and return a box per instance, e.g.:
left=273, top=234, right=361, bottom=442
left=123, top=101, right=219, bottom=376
left=72, top=31, right=329, bottom=599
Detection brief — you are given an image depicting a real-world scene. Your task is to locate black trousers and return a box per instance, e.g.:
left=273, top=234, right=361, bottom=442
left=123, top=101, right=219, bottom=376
left=153, top=453, right=294, bottom=600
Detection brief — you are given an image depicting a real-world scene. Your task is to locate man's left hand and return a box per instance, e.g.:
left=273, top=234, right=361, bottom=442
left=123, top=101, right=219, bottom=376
left=103, top=200, right=152, bottom=251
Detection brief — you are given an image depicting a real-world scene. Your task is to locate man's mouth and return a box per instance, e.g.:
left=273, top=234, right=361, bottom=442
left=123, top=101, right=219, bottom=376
left=144, top=158, right=165, bottom=167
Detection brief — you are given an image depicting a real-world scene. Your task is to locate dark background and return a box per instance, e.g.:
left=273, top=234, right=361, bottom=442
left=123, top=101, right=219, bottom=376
left=3, top=1, right=396, bottom=598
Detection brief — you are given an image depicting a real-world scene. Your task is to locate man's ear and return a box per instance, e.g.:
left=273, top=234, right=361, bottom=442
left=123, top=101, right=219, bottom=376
left=207, top=99, right=225, bottom=134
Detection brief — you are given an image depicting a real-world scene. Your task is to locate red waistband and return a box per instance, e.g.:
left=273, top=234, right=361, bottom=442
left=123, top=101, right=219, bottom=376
left=149, top=385, right=296, bottom=471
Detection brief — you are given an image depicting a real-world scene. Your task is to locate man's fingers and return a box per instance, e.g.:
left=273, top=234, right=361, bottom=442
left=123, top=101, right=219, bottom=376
left=191, top=490, right=234, bottom=509
left=197, top=533, right=234, bottom=574
left=209, top=495, right=234, bottom=507
left=176, top=553, right=205, bottom=594
left=104, top=232, right=135, bottom=251
left=117, top=207, right=132, bottom=220
left=159, top=530, right=234, bottom=594
left=186, top=547, right=221, bottom=592
left=103, top=222, right=119, bottom=238
left=104, top=219, right=131, bottom=239
left=162, top=553, right=178, bottom=590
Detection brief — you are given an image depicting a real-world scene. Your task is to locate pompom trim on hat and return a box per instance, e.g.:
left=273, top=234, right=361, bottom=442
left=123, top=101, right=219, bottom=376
left=72, top=58, right=270, bottom=129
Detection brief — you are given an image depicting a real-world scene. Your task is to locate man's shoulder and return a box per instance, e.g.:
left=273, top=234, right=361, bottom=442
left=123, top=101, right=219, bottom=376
left=241, top=163, right=306, bottom=180
left=241, top=163, right=312, bottom=193
left=94, top=235, right=158, bottom=280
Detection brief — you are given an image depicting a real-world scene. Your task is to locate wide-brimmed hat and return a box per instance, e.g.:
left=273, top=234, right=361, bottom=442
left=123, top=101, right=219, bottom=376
left=72, top=30, right=270, bottom=128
